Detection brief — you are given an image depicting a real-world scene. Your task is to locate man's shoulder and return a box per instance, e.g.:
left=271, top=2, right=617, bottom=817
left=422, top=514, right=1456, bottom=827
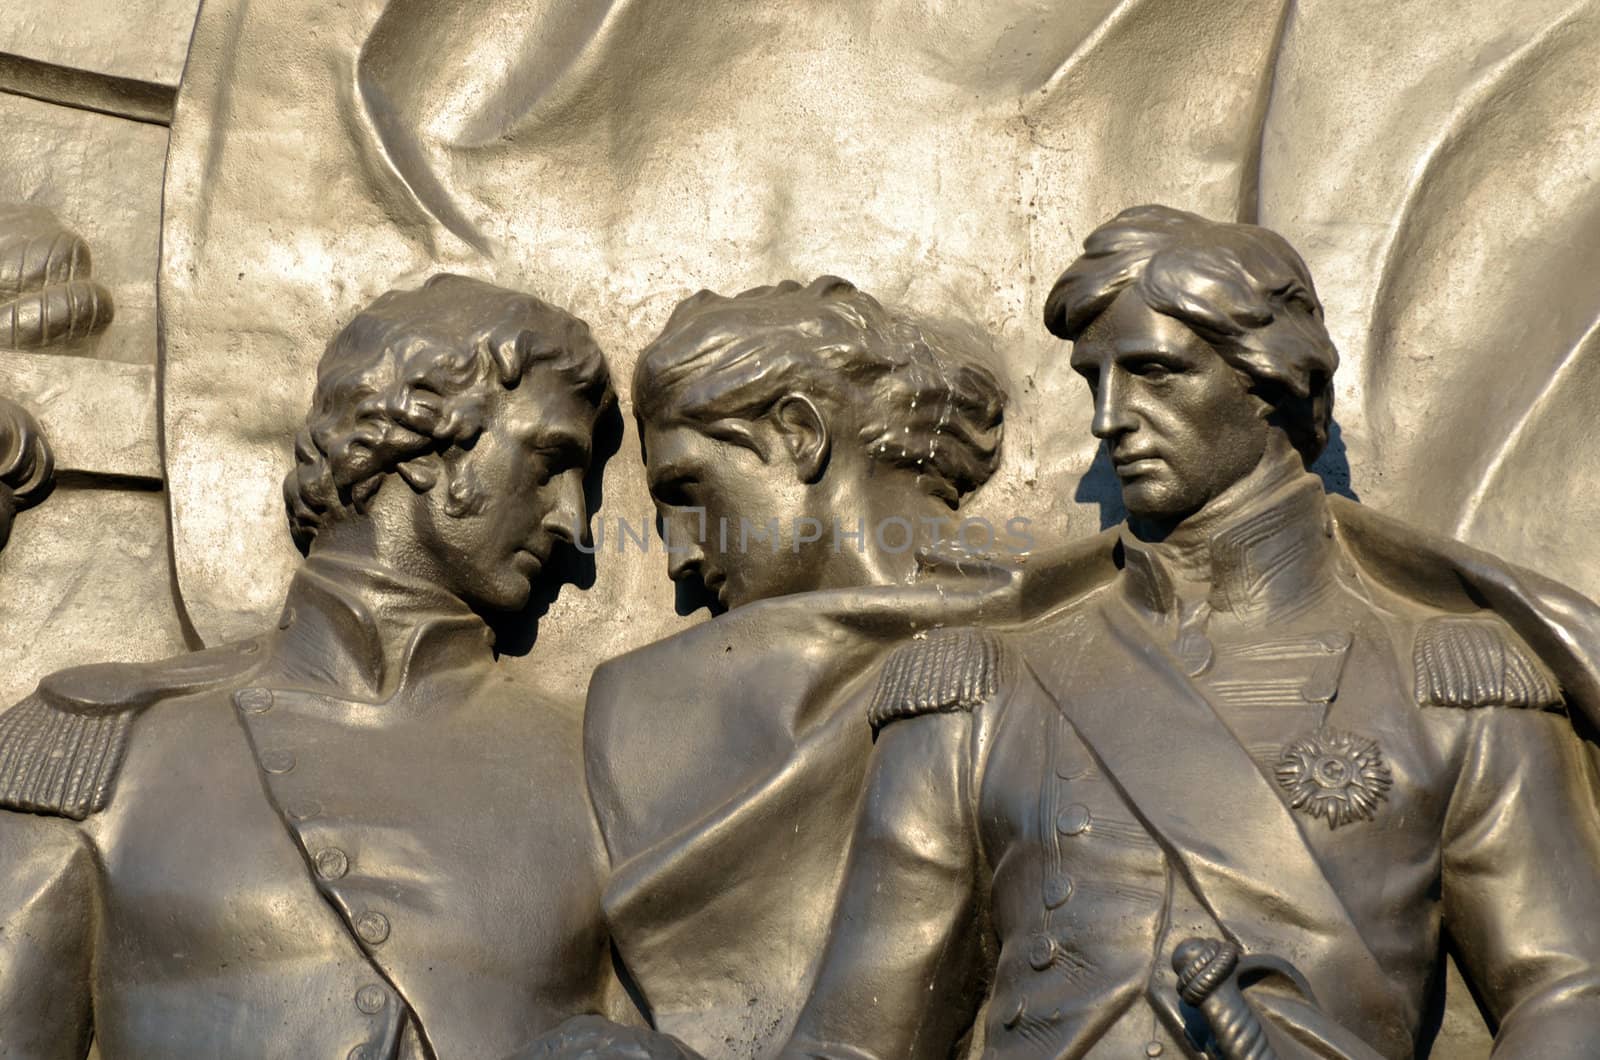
left=1402, top=610, right=1564, bottom=712
left=0, top=638, right=264, bottom=820
left=867, top=626, right=1011, bottom=733
left=863, top=531, right=1125, bottom=734
left=1329, top=496, right=1574, bottom=712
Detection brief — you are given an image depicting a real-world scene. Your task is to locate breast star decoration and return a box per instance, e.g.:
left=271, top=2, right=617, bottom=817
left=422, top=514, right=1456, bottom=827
left=1276, top=727, right=1392, bottom=828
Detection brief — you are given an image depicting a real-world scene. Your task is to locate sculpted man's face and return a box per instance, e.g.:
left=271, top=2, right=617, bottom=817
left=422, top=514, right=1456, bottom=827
left=417, top=369, right=596, bottom=612
left=1070, top=287, right=1272, bottom=525
left=643, top=418, right=815, bottom=610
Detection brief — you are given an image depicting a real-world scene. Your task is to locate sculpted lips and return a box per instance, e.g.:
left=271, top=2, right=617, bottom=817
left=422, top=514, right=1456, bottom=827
left=514, top=537, right=551, bottom=572
left=1111, top=450, right=1165, bottom=478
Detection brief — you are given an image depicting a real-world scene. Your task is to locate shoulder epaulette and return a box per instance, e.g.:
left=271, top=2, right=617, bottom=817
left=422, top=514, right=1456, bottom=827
left=1413, top=615, right=1561, bottom=710
left=868, top=627, right=1004, bottom=734
left=0, top=639, right=262, bottom=819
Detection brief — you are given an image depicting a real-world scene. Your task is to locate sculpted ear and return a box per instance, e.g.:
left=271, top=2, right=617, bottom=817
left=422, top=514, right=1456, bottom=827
left=394, top=453, right=442, bottom=494
left=773, top=394, right=830, bottom=484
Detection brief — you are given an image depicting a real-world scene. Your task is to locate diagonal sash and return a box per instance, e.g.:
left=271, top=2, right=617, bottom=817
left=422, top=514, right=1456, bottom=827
left=1032, top=596, right=1407, bottom=1041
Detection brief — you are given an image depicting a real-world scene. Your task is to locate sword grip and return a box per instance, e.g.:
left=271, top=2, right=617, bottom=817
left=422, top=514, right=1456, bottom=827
left=1173, top=937, right=1278, bottom=1060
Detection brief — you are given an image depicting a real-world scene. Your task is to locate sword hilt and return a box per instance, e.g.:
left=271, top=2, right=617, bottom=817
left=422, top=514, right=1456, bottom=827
left=1173, top=937, right=1278, bottom=1060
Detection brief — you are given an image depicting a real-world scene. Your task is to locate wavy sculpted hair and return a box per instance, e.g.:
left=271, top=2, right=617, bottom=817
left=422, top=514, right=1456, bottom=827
left=1043, top=205, right=1339, bottom=463
left=284, top=274, right=611, bottom=552
left=634, top=276, right=1005, bottom=507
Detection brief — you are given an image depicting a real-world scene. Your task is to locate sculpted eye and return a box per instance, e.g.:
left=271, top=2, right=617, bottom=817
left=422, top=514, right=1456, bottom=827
left=531, top=438, right=589, bottom=483
left=1128, top=357, right=1178, bottom=381
left=652, top=477, right=697, bottom=509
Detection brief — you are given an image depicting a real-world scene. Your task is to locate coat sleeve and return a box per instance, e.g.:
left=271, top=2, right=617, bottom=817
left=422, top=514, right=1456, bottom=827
left=0, top=809, right=96, bottom=1059
left=1441, top=707, right=1600, bottom=1059
left=778, top=698, right=995, bottom=1060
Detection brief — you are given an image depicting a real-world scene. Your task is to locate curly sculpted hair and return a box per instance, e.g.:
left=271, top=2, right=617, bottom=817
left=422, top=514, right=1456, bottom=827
left=284, top=274, right=611, bottom=551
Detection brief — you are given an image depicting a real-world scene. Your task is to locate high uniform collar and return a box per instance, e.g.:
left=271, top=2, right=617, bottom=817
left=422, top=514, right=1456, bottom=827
left=1117, top=448, right=1338, bottom=625
left=264, top=553, right=495, bottom=702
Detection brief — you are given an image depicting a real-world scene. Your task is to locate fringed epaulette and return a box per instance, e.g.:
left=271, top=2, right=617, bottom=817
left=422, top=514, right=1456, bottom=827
left=0, top=639, right=262, bottom=819
left=1413, top=616, right=1561, bottom=710
left=868, top=627, right=1004, bottom=734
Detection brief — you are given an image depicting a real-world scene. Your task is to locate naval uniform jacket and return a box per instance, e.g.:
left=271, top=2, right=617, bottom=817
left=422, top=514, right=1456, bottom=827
left=0, top=555, right=617, bottom=1060
left=784, top=469, right=1600, bottom=1060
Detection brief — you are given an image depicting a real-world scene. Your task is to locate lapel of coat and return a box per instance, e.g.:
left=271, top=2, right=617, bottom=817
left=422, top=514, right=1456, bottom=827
left=1029, top=594, right=1406, bottom=1030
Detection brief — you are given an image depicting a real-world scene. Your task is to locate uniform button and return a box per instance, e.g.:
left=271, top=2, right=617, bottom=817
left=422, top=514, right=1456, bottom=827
left=1002, top=995, right=1026, bottom=1029
left=355, top=984, right=388, bottom=1014
left=1027, top=933, right=1057, bottom=970
left=287, top=799, right=321, bottom=821
left=1056, top=803, right=1091, bottom=835
left=233, top=687, right=273, bottom=714
left=1145, top=1043, right=1164, bottom=1057
left=314, top=847, right=349, bottom=880
left=261, top=750, right=296, bottom=774
left=1043, top=875, right=1074, bottom=909
left=348, top=1046, right=372, bottom=1060
left=355, top=911, right=390, bottom=945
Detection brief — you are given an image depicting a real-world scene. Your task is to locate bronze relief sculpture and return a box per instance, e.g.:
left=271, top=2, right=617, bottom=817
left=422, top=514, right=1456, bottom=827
left=585, top=277, right=1016, bottom=1056
left=0, top=275, right=637, bottom=1058
left=772, top=207, right=1600, bottom=1060
left=7, top=2, right=1600, bottom=1057
left=0, top=395, right=52, bottom=552
left=0, top=207, right=114, bottom=352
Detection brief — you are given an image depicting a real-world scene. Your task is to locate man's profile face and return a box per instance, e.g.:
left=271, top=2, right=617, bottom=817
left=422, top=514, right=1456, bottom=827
left=642, top=417, right=816, bottom=610
left=1069, top=287, right=1272, bottom=525
left=419, top=368, right=597, bottom=612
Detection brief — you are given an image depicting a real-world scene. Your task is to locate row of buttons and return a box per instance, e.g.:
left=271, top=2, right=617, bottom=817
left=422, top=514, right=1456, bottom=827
left=234, top=687, right=396, bottom=1060
left=235, top=688, right=390, bottom=945
left=350, top=973, right=390, bottom=1060
left=1040, top=803, right=1091, bottom=915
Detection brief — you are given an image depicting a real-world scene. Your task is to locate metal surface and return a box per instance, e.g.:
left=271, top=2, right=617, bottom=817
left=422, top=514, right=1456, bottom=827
left=157, top=0, right=1600, bottom=714
left=0, top=1, right=1596, bottom=1056
left=0, top=0, right=198, bottom=90
left=776, top=207, right=1600, bottom=1060
left=0, top=96, right=165, bottom=365
left=586, top=279, right=1017, bottom=1056
left=159, top=0, right=1293, bottom=666
left=0, top=277, right=635, bottom=1056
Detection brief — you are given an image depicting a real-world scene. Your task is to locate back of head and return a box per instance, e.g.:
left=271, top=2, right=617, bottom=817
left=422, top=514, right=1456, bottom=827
left=635, top=276, right=1005, bottom=506
left=284, top=273, right=612, bottom=551
left=1043, top=205, right=1338, bottom=463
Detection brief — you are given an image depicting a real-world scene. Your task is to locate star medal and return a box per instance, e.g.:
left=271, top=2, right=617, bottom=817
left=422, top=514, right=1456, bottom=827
left=1276, top=727, right=1392, bottom=828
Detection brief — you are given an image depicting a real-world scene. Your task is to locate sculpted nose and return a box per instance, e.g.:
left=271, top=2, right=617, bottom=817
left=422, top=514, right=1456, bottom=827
left=666, top=542, right=705, bottom=583
left=1090, top=373, right=1135, bottom=440
left=541, top=471, right=589, bottom=548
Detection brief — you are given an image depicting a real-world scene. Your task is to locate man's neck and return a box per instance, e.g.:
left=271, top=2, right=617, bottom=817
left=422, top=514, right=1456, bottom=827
left=272, top=540, right=489, bottom=701
left=1131, top=439, right=1304, bottom=558
left=1118, top=440, right=1333, bottom=622
left=808, top=471, right=953, bottom=591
